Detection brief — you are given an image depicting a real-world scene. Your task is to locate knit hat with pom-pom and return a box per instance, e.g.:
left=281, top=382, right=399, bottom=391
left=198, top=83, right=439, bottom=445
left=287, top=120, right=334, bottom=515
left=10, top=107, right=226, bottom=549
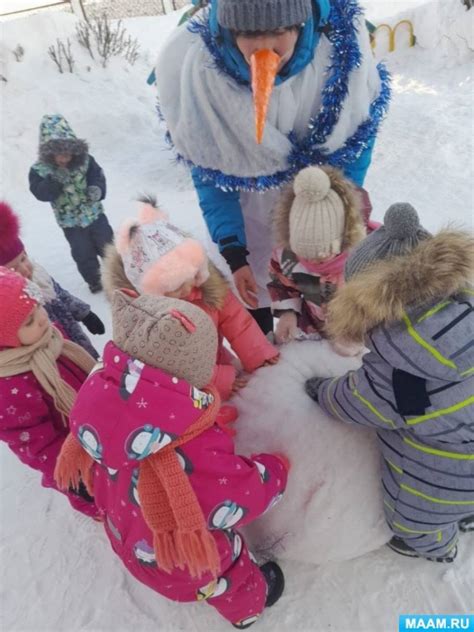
left=0, top=202, right=25, bottom=266
left=117, top=200, right=210, bottom=296
left=345, top=203, right=431, bottom=280
left=289, top=166, right=346, bottom=260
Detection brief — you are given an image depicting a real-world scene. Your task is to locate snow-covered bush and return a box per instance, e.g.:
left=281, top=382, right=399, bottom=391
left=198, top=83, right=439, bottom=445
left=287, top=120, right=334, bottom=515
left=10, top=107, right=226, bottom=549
left=47, top=38, right=75, bottom=74
left=12, top=45, right=25, bottom=62
left=76, top=13, right=140, bottom=67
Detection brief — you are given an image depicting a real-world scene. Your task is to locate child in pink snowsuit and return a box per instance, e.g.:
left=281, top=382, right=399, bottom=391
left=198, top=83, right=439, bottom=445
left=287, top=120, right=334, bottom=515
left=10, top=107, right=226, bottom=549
left=268, top=166, right=367, bottom=345
left=56, top=292, right=288, bottom=628
left=102, top=197, right=279, bottom=400
left=0, top=267, right=98, bottom=517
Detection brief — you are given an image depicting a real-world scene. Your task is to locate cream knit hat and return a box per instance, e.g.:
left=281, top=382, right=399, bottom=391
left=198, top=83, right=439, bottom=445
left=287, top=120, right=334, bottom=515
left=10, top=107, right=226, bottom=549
left=289, top=167, right=345, bottom=261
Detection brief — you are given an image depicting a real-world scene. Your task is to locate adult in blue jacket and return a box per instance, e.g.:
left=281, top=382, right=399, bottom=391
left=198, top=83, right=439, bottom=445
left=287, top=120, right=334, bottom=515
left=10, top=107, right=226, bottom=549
left=156, top=0, right=390, bottom=332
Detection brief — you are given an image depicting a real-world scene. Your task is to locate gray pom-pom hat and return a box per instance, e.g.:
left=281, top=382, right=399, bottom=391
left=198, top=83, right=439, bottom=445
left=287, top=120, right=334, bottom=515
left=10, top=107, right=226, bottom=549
left=345, top=203, right=431, bottom=281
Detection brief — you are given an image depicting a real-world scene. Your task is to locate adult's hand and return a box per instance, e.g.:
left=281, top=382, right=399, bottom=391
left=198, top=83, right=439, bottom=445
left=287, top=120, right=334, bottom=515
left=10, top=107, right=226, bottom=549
left=233, top=265, right=258, bottom=309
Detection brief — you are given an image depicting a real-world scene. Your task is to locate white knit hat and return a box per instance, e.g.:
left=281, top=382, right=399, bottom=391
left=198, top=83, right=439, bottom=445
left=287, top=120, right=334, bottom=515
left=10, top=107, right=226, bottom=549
left=289, top=167, right=345, bottom=260
left=117, top=202, right=210, bottom=296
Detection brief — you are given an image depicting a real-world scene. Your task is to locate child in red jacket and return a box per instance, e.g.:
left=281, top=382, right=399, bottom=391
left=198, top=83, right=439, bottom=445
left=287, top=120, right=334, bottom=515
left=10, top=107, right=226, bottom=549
left=102, top=198, right=279, bottom=400
left=0, top=267, right=98, bottom=516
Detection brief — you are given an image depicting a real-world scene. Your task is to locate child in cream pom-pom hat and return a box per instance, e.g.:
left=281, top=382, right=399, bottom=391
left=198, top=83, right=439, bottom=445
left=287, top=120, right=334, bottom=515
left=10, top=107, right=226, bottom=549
left=268, top=165, right=367, bottom=348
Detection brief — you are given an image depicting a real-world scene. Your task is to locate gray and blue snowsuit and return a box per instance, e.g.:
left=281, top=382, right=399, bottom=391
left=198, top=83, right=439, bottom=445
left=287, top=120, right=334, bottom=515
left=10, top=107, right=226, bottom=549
left=313, top=231, right=474, bottom=558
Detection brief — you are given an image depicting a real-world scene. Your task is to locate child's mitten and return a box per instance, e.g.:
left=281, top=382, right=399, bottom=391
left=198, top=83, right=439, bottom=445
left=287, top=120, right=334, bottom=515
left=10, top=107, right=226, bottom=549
left=305, top=376, right=326, bottom=403
left=82, top=311, right=105, bottom=335
left=87, top=185, right=102, bottom=202
left=54, top=168, right=72, bottom=185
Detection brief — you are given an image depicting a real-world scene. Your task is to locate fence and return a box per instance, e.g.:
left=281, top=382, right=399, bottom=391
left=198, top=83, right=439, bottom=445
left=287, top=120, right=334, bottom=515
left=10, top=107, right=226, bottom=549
left=0, top=0, right=188, bottom=19
left=0, top=0, right=85, bottom=19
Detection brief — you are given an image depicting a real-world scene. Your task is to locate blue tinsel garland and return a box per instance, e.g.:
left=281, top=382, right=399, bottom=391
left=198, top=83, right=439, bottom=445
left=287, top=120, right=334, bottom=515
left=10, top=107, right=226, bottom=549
left=156, top=0, right=391, bottom=192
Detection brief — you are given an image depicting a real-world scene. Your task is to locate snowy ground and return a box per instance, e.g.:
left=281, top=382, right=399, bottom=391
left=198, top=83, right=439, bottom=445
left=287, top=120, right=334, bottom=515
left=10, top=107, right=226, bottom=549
left=0, top=1, right=473, bottom=631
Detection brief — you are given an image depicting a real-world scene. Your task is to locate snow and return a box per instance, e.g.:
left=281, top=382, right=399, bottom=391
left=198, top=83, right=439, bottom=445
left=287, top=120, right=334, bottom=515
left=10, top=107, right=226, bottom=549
left=0, top=1, right=473, bottom=630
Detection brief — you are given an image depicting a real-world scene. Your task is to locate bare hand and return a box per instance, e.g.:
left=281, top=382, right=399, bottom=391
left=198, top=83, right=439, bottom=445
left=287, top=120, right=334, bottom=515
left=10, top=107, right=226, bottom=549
left=275, top=311, right=299, bottom=344
left=263, top=355, right=279, bottom=366
left=231, top=375, right=249, bottom=393
left=233, top=266, right=258, bottom=309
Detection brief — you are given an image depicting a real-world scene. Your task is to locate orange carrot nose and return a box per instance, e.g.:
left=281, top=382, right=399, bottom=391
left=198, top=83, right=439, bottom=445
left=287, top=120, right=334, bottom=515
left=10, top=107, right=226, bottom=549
left=250, top=49, right=281, bottom=144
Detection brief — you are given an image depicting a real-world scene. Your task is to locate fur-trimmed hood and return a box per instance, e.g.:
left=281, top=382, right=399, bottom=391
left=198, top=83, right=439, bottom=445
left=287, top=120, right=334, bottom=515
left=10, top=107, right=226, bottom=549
left=272, top=165, right=366, bottom=252
left=327, top=230, right=474, bottom=343
left=101, top=243, right=229, bottom=311
left=38, top=115, right=88, bottom=169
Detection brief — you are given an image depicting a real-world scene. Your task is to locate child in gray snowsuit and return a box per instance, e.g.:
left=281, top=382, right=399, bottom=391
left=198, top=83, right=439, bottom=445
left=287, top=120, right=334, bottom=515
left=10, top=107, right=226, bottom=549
left=306, top=203, right=474, bottom=562
left=29, top=114, right=113, bottom=293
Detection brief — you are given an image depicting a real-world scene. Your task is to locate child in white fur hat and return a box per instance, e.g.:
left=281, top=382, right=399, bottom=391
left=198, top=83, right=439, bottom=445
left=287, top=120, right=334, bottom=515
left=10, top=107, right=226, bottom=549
left=103, top=198, right=279, bottom=401
left=268, top=166, right=367, bottom=346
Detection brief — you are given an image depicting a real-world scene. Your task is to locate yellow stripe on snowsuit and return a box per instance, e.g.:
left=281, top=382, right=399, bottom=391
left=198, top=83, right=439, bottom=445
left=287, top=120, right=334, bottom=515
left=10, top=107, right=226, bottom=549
left=406, top=396, right=474, bottom=426
left=417, top=301, right=451, bottom=324
left=460, top=367, right=474, bottom=377
left=393, top=521, right=443, bottom=538
left=400, top=484, right=474, bottom=506
left=386, top=458, right=474, bottom=508
left=325, top=377, right=348, bottom=422
left=404, top=437, right=474, bottom=460
left=402, top=313, right=457, bottom=370
left=351, top=387, right=396, bottom=428
left=387, top=459, right=402, bottom=474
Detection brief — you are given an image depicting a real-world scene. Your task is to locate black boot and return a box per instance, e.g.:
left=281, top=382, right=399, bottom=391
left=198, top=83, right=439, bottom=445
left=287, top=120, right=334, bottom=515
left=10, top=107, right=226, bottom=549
left=249, top=308, right=274, bottom=335
left=88, top=280, right=103, bottom=294
left=69, top=480, right=94, bottom=503
left=260, top=561, right=285, bottom=607
left=231, top=562, right=285, bottom=629
left=459, top=514, right=474, bottom=533
left=387, top=536, right=457, bottom=563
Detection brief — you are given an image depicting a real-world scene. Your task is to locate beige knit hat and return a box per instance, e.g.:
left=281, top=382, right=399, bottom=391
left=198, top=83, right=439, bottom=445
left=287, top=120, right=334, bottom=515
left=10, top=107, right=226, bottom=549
left=112, top=291, right=218, bottom=388
left=289, top=166, right=346, bottom=261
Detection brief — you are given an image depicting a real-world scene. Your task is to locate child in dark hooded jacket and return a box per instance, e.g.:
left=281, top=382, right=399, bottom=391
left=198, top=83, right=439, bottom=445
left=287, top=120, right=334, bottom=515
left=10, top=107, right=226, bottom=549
left=29, top=114, right=113, bottom=293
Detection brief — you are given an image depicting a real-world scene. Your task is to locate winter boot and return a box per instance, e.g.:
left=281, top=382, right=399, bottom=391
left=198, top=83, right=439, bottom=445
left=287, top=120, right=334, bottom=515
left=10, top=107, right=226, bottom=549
left=231, top=562, right=285, bottom=629
left=387, top=536, right=457, bottom=563
left=459, top=514, right=474, bottom=533
left=261, top=561, right=285, bottom=607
